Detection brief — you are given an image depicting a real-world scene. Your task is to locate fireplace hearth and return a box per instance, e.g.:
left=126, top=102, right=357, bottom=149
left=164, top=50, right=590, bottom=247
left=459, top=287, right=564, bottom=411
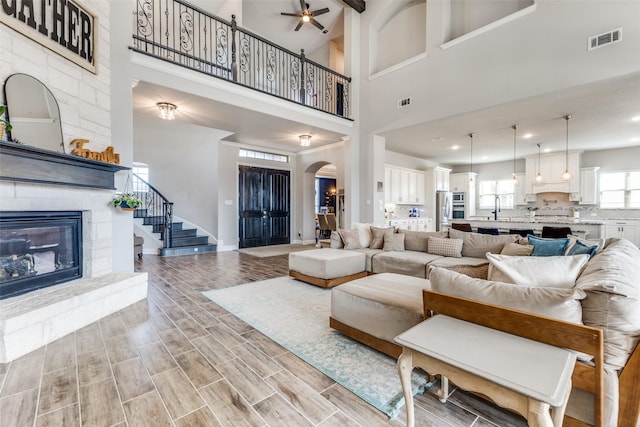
left=0, top=211, right=82, bottom=300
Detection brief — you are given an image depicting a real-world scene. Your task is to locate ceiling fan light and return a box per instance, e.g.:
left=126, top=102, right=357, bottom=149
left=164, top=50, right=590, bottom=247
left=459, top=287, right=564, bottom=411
left=302, top=14, right=310, bottom=22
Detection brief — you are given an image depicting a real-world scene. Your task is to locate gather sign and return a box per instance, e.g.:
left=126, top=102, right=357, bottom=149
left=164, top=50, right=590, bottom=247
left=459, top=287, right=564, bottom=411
left=1, top=0, right=97, bottom=74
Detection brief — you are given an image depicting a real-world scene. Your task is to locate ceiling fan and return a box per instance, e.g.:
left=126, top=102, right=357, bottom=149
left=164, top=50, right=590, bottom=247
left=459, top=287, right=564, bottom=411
left=281, top=0, right=330, bottom=32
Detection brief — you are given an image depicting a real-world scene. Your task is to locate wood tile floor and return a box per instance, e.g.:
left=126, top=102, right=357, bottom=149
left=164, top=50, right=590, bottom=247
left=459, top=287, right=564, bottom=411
left=0, top=251, right=528, bottom=427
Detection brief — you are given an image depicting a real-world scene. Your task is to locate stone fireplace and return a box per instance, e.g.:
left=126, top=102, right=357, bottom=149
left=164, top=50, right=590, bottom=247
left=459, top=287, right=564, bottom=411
left=0, top=211, right=83, bottom=299
left=0, top=143, right=148, bottom=362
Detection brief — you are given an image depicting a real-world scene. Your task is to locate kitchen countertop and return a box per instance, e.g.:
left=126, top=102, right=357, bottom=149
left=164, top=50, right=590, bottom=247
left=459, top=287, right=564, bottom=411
left=466, top=217, right=606, bottom=225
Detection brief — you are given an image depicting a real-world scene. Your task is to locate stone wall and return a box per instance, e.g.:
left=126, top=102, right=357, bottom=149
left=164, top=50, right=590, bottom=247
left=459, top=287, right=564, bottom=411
left=0, top=1, right=112, bottom=151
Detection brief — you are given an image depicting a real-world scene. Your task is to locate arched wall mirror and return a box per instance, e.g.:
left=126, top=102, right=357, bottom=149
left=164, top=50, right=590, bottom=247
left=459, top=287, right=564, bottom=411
left=3, top=73, right=64, bottom=153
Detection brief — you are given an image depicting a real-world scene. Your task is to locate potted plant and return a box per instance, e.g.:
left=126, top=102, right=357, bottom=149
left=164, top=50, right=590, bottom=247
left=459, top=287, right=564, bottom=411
left=0, top=104, right=12, bottom=141
left=111, top=193, right=142, bottom=211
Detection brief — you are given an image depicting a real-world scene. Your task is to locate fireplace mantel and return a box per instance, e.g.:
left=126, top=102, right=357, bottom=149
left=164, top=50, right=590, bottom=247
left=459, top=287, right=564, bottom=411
left=0, top=141, right=128, bottom=190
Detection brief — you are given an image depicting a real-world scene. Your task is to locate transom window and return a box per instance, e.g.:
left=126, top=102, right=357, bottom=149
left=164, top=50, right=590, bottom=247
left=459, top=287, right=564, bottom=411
left=239, top=149, right=288, bottom=163
left=599, top=171, right=640, bottom=209
left=478, top=180, right=515, bottom=209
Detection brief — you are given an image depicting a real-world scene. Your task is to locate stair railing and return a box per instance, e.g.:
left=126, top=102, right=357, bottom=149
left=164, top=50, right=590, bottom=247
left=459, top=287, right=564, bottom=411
left=131, top=0, right=351, bottom=119
left=133, top=173, right=174, bottom=249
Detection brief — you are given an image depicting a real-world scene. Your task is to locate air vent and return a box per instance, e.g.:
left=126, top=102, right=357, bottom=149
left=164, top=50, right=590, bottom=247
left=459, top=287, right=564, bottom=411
left=397, top=97, right=411, bottom=108
left=588, top=28, right=622, bottom=51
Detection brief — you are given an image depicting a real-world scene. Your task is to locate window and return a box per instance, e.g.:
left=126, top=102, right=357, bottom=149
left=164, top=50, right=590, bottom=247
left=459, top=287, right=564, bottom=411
left=600, top=171, right=640, bottom=209
left=239, top=149, right=288, bottom=163
left=478, top=180, right=514, bottom=209
left=132, top=162, right=149, bottom=193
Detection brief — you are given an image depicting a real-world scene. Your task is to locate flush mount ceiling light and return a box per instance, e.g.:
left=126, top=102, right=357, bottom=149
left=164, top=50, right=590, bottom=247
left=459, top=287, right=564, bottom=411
left=157, top=102, right=177, bottom=120
left=299, top=134, right=312, bottom=147
left=511, top=124, right=519, bottom=187
left=468, top=133, right=475, bottom=182
left=560, top=114, right=572, bottom=181
left=536, top=143, right=544, bottom=183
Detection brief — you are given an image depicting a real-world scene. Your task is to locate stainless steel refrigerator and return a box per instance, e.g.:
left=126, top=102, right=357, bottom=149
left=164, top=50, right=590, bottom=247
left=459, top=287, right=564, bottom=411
left=436, top=191, right=452, bottom=231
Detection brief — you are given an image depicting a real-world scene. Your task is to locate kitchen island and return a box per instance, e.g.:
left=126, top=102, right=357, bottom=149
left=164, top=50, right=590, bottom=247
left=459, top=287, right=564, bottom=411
left=446, top=217, right=605, bottom=239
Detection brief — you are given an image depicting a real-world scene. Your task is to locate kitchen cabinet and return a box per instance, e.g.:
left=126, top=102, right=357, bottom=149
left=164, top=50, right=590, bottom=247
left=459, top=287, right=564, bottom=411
left=605, top=221, right=639, bottom=247
left=514, top=173, right=528, bottom=205
left=525, top=152, right=581, bottom=199
left=449, top=172, right=477, bottom=218
left=435, top=167, right=451, bottom=192
left=579, top=167, right=599, bottom=205
left=450, top=172, right=476, bottom=193
left=385, top=166, right=426, bottom=204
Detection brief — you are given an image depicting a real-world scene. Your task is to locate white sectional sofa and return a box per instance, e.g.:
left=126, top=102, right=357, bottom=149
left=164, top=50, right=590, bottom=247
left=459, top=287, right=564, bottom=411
left=327, top=225, right=640, bottom=427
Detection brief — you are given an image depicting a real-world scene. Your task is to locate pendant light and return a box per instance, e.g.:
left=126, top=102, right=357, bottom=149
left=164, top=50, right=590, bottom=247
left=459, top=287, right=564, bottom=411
left=511, top=124, right=519, bottom=186
left=535, top=143, right=544, bottom=183
left=468, top=133, right=475, bottom=182
left=560, top=114, right=572, bottom=181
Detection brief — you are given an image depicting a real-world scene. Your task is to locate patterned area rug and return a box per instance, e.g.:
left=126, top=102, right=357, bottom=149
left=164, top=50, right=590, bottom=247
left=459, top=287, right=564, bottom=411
left=237, top=244, right=317, bottom=258
left=202, top=276, right=431, bottom=419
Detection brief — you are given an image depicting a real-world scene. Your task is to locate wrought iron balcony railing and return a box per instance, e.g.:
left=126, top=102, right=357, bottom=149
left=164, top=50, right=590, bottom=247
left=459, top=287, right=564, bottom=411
left=132, top=0, right=351, bottom=119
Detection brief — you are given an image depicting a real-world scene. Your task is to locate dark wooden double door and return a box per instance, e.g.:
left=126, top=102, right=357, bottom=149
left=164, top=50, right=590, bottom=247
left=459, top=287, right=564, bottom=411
left=238, top=166, right=290, bottom=248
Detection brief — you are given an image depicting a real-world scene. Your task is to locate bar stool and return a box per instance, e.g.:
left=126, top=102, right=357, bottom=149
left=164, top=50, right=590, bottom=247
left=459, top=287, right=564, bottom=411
left=541, top=226, right=572, bottom=239
left=509, top=229, right=534, bottom=238
left=451, top=223, right=472, bottom=232
left=477, top=227, right=500, bottom=235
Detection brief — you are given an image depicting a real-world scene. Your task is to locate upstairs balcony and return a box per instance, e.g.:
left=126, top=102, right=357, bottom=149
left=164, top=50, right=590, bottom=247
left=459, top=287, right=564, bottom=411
left=132, top=0, right=352, bottom=119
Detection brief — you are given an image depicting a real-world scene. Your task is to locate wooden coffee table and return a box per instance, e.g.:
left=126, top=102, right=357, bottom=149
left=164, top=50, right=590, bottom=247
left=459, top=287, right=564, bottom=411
left=395, top=315, right=576, bottom=427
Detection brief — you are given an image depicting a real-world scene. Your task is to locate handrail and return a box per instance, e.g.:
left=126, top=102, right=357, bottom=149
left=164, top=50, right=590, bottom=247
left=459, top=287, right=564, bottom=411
left=131, top=0, right=351, bottom=118
left=133, top=173, right=174, bottom=249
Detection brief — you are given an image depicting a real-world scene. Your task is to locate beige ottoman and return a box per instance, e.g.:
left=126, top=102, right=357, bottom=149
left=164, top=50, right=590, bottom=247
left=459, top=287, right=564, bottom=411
left=330, top=272, right=432, bottom=358
left=289, top=248, right=366, bottom=288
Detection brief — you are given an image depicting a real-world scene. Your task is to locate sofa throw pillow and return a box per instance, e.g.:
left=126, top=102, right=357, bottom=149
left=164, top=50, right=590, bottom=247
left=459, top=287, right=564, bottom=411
left=564, top=234, right=604, bottom=256
left=486, top=253, right=590, bottom=289
left=329, top=231, right=344, bottom=249
left=370, top=226, right=394, bottom=249
left=429, top=267, right=586, bottom=324
left=567, top=240, right=599, bottom=258
left=527, top=235, right=569, bottom=256
left=427, top=237, right=463, bottom=258
left=500, top=242, right=534, bottom=256
left=338, top=229, right=361, bottom=250
left=449, top=228, right=519, bottom=258
left=383, top=233, right=405, bottom=251
left=353, top=223, right=373, bottom=248
left=398, top=230, right=448, bottom=252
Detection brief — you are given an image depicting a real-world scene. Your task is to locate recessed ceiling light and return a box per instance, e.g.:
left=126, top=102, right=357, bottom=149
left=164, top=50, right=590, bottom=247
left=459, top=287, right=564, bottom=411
left=631, top=116, right=640, bottom=122
left=481, top=156, right=488, bottom=160
left=430, top=137, right=444, bottom=142
left=451, top=145, right=459, bottom=150
left=523, top=133, right=533, bottom=139
left=543, top=148, right=551, bottom=153
left=630, top=137, right=639, bottom=142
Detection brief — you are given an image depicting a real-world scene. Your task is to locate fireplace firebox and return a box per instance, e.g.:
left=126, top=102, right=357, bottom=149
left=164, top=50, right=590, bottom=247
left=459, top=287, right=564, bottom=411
left=0, top=211, right=82, bottom=300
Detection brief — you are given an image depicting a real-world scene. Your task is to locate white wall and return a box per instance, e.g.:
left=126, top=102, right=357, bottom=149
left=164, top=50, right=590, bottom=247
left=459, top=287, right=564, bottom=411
left=582, top=146, right=640, bottom=172
left=372, top=1, right=426, bottom=73
left=133, top=114, right=229, bottom=238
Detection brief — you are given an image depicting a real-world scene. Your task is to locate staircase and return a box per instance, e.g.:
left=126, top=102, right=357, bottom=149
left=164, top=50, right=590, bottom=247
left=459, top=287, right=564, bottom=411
left=133, top=174, right=217, bottom=256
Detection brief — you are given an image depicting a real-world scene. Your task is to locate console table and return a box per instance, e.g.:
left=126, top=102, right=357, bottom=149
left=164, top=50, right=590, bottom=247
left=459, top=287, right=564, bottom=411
left=395, top=315, right=576, bottom=427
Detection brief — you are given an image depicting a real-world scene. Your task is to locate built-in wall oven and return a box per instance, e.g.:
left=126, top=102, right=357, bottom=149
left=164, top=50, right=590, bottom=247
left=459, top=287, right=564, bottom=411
left=452, top=192, right=465, bottom=219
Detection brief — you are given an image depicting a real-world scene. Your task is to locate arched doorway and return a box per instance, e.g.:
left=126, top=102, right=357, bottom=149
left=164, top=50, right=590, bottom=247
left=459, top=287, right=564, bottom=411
left=305, top=162, right=342, bottom=244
